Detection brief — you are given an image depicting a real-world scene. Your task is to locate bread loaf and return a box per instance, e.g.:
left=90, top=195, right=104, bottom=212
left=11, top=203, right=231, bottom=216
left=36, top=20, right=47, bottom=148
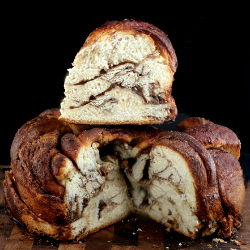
left=60, top=19, right=177, bottom=125
left=3, top=109, right=245, bottom=240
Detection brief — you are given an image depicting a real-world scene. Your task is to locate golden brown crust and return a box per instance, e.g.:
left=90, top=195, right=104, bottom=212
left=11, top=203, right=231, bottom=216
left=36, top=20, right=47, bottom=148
left=11, top=109, right=71, bottom=164
left=9, top=109, right=87, bottom=226
left=39, top=108, right=62, bottom=118
left=209, top=149, right=245, bottom=217
left=178, top=117, right=213, bottom=131
left=76, top=19, right=177, bottom=73
left=208, top=149, right=245, bottom=238
left=3, top=171, right=71, bottom=240
left=183, top=123, right=241, bottom=159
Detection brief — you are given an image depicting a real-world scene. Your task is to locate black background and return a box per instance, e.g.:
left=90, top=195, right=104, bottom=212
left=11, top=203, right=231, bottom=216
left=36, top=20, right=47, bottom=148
left=1, top=3, right=250, bottom=164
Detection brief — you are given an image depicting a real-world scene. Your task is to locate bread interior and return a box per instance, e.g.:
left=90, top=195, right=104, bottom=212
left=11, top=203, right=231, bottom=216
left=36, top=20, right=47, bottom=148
left=63, top=138, right=202, bottom=239
left=60, top=31, right=175, bottom=124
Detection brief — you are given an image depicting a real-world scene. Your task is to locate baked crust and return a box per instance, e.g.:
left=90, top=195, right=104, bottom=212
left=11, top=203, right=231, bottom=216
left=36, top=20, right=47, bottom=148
left=75, top=19, right=177, bottom=73
left=3, top=170, right=71, bottom=240
left=208, top=149, right=245, bottom=238
left=3, top=110, right=245, bottom=240
left=182, top=123, right=241, bottom=159
left=178, top=117, right=213, bottom=131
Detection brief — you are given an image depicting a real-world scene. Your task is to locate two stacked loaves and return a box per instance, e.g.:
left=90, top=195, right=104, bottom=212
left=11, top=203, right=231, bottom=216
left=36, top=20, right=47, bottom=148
left=3, top=20, right=245, bottom=241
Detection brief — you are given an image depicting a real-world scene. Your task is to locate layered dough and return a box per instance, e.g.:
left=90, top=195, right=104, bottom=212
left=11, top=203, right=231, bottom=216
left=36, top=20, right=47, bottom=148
left=60, top=20, right=177, bottom=124
left=3, top=109, right=245, bottom=240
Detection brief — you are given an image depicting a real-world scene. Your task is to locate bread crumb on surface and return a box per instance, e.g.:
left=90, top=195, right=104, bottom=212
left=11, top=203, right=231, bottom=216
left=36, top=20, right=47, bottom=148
left=212, top=238, right=227, bottom=244
left=230, top=239, right=241, bottom=246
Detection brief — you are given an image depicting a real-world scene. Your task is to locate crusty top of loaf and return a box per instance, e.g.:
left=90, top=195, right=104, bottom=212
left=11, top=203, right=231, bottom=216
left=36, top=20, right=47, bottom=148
left=74, top=19, right=177, bottom=73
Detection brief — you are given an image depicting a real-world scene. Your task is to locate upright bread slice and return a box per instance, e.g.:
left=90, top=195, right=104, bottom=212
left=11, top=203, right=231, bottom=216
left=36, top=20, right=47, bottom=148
left=60, top=19, right=178, bottom=124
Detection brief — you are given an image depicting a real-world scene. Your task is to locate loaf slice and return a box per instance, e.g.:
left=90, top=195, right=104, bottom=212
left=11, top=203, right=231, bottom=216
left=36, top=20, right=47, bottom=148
left=60, top=19, right=177, bottom=125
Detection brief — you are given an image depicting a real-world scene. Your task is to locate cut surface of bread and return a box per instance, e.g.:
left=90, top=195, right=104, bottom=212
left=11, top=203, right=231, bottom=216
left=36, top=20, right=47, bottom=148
left=3, top=109, right=245, bottom=240
left=60, top=19, right=177, bottom=125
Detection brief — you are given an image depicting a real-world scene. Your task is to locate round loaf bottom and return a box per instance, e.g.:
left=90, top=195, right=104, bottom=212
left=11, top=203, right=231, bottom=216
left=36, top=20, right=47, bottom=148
left=3, top=109, right=245, bottom=240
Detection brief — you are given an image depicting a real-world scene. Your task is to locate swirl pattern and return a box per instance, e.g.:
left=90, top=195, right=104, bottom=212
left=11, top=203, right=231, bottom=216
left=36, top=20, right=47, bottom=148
left=3, top=109, right=245, bottom=240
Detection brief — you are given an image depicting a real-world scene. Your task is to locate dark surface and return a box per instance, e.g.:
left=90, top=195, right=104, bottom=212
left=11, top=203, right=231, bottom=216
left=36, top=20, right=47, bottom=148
left=2, top=4, right=250, bottom=164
